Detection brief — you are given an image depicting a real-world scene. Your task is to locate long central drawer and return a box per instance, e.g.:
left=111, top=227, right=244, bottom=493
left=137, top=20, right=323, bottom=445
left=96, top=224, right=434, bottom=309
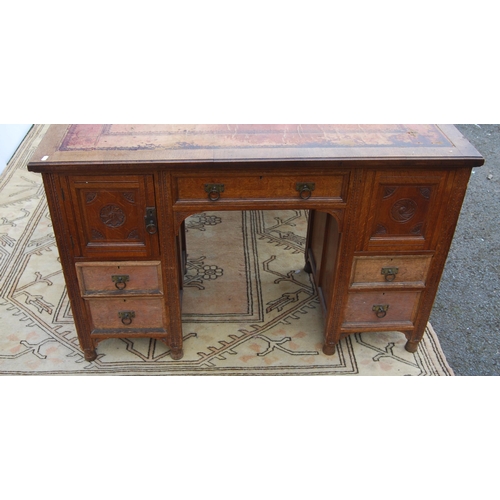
left=172, top=172, right=349, bottom=204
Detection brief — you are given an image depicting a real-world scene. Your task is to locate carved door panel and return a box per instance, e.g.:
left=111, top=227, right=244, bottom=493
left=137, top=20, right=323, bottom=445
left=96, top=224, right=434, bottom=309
left=363, top=171, right=449, bottom=251
left=66, top=175, right=159, bottom=258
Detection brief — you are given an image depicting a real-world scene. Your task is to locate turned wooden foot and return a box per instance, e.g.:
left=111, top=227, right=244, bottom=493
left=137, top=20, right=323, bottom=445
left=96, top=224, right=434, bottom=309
left=405, top=340, right=420, bottom=353
left=170, top=348, right=184, bottom=360
left=84, top=348, right=97, bottom=362
left=322, top=343, right=336, bottom=356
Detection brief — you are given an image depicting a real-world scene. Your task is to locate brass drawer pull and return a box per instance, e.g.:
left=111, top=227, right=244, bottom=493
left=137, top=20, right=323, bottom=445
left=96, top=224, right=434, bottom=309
left=112, top=275, right=130, bottom=290
left=205, top=183, right=225, bottom=201
left=118, top=310, right=135, bottom=325
left=144, top=207, right=158, bottom=235
left=296, top=182, right=315, bottom=200
left=372, top=304, right=389, bottom=318
left=381, top=267, right=399, bottom=282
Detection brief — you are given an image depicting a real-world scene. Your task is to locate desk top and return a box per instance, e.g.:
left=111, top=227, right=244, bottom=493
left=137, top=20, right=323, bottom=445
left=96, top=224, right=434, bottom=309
left=28, top=124, right=484, bottom=169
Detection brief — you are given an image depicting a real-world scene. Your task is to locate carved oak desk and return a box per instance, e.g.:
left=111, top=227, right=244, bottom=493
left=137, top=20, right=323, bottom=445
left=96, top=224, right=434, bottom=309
left=28, top=125, right=484, bottom=362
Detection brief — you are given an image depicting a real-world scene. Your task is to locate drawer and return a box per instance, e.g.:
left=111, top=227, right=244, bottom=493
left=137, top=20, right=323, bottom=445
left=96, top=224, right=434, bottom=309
left=76, top=261, right=162, bottom=296
left=87, top=297, right=167, bottom=333
left=342, top=290, right=421, bottom=329
left=350, top=255, right=432, bottom=288
left=173, top=173, right=348, bottom=204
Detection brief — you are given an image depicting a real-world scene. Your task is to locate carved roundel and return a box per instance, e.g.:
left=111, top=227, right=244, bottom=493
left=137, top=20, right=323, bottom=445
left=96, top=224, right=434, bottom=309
left=100, top=204, right=126, bottom=228
left=390, top=198, right=417, bottom=223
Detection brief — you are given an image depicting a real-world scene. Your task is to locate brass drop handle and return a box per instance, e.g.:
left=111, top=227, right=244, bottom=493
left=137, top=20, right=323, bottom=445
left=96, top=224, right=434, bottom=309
left=296, top=182, right=315, bottom=200
left=381, top=267, right=399, bottom=282
left=205, top=183, right=225, bottom=201
left=208, top=189, right=220, bottom=201
left=145, top=207, right=158, bottom=234
left=118, top=311, right=135, bottom=325
left=112, top=275, right=129, bottom=290
left=372, top=304, right=389, bottom=318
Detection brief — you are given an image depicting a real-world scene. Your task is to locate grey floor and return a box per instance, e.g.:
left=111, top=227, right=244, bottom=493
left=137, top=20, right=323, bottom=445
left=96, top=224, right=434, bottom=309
left=430, top=124, right=499, bottom=375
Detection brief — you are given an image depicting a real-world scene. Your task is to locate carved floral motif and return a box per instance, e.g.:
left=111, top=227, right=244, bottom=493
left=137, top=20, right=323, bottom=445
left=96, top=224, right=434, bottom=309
left=410, top=222, right=424, bottom=235
left=390, top=198, right=417, bottom=223
left=86, top=192, right=97, bottom=204
left=383, top=187, right=398, bottom=199
left=419, top=187, right=431, bottom=199
left=100, top=204, right=126, bottom=228
left=91, top=228, right=105, bottom=239
left=122, top=192, right=135, bottom=203
left=127, top=229, right=140, bottom=240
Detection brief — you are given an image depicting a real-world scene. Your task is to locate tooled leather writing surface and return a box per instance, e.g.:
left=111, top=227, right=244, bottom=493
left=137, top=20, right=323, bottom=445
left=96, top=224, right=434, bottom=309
left=59, top=124, right=453, bottom=151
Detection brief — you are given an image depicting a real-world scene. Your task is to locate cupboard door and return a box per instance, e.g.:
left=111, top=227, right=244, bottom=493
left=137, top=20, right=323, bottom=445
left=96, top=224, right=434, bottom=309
left=364, top=171, right=449, bottom=251
left=66, top=175, right=159, bottom=258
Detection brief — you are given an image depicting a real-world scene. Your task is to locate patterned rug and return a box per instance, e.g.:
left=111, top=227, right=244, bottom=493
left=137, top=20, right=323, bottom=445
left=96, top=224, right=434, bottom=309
left=0, top=125, right=454, bottom=375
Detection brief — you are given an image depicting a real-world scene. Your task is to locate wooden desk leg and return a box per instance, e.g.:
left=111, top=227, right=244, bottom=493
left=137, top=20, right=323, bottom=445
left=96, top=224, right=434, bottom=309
left=83, top=338, right=107, bottom=362
left=322, top=343, right=336, bottom=356
left=405, top=340, right=419, bottom=353
left=303, top=209, right=315, bottom=274
left=170, top=347, right=184, bottom=360
left=404, top=325, right=425, bottom=353
left=180, top=219, right=187, bottom=275
left=84, top=348, right=98, bottom=362
left=167, top=264, right=185, bottom=360
left=160, top=176, right=187, bottom=360
left=404, top=311, right=432, bottom=353
left=169, top=220, right=187, bottom=360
